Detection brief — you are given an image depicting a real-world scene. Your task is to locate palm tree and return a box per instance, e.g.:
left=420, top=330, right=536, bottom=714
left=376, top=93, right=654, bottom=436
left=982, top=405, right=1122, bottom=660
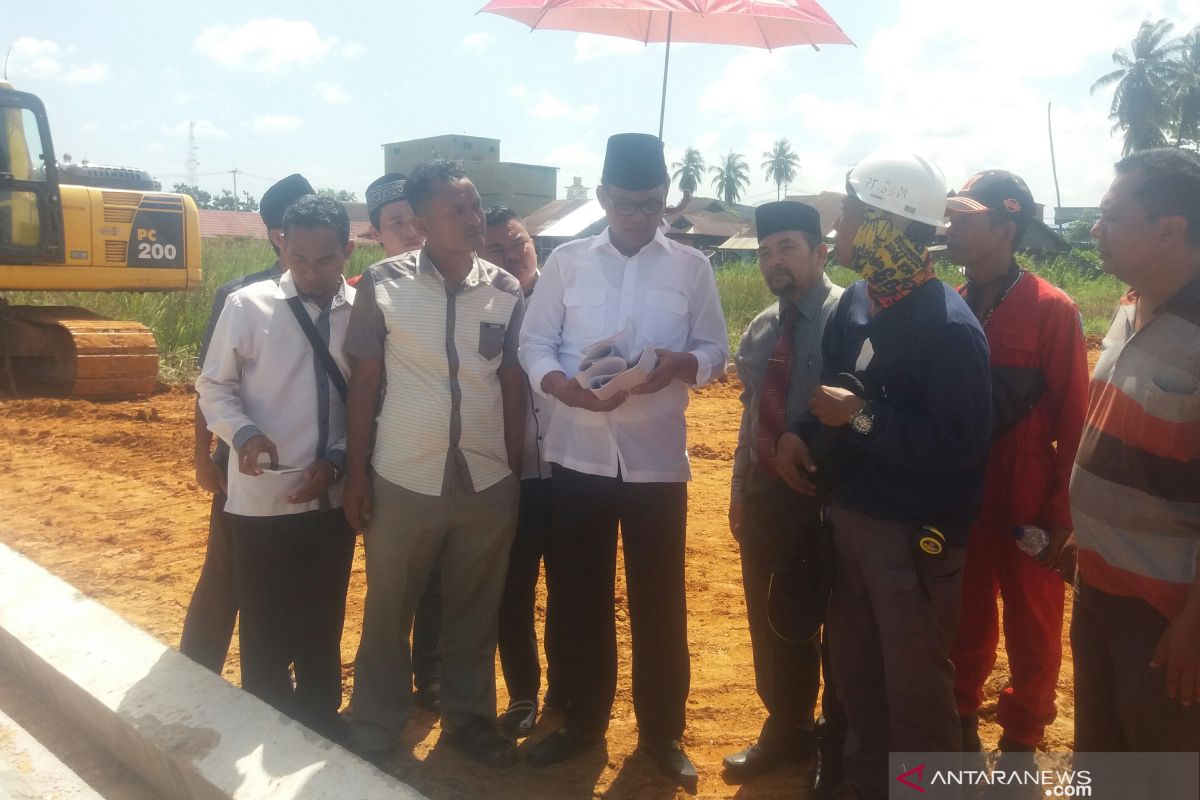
left=1092, top=18, right=1183, bottom=155
left=1172, top=26, right=1200, bottom=148
left=762, top=138, right=800, bottom=200
left=709, top=150, right=750, bottom=205
left=671, top=146, right=707, bottom=196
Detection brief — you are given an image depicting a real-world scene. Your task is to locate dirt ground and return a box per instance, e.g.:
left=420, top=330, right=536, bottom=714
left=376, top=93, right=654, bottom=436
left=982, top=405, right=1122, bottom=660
left=0, top=374, right=1084, bottom=800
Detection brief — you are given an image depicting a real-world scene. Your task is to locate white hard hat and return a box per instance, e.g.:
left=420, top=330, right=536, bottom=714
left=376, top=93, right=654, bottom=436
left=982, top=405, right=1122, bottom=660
left=847, top=151, right=948, bottom=227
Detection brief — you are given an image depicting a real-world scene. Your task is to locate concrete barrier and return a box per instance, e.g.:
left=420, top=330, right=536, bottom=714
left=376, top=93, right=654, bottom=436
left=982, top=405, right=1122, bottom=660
left=0, top=540, right=426, bottom=800
left=0, top=706, right=105, bottom=799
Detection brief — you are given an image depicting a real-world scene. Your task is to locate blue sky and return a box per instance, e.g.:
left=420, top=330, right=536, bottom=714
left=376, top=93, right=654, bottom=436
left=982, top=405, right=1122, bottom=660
left=6, top=1, right=1199, bottom=215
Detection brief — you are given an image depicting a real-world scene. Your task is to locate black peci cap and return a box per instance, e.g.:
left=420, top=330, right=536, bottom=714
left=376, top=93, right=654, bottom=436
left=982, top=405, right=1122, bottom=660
left=260, top=173, right=314, bottom=230
left=601, top=133, right=669, bottom=191
left=756, top=200, right=823, bottom=241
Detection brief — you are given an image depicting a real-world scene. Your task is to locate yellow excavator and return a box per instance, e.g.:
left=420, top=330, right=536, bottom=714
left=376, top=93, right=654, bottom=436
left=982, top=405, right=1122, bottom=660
left=0, top=81, right=201, bottom=398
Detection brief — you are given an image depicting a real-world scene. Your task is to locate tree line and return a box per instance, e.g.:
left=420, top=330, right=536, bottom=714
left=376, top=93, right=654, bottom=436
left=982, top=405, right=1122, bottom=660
left=170, top=184, right=358, bottom=212
left=1093, top=18, right=1200, bottom=155
left=671, top=138, right=801, bottom=206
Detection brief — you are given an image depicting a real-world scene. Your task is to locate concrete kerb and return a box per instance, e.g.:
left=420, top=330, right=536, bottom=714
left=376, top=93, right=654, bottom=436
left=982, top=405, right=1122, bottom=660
left=0, top=706, right=105, bottom=799
left=0, top=540, right=427, bottom=800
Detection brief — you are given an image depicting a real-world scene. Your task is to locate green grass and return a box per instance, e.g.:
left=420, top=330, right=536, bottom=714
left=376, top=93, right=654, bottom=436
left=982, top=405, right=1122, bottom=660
left=719, top=252, right=1124, bottom=349
left=2, top=237, right=384, bottom=383
left=3, top=238, right=1122, bottom=385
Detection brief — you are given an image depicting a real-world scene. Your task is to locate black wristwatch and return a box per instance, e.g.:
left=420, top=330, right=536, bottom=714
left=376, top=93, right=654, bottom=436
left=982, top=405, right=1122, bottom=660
left=849, top=402, right=875, bottom=435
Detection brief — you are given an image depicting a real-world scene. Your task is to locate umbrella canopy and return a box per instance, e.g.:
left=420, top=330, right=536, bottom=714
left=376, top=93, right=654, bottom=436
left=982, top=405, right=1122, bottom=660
left=480, top=0, right=852, bottom=50
left=480, top=0, right=852, bottom=137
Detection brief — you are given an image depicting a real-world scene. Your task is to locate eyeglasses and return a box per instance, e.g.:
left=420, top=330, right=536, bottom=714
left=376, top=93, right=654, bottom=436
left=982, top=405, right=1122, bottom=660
left=609, top=199, right=666, bottom=218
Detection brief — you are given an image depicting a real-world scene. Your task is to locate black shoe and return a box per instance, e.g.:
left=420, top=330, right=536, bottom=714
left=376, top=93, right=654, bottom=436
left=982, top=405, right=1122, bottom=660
left=722, top=741, right=784, bottom=782
left=414, top=682, right=441, bottom=713
left=498, top=698, right=538, bottom=740
left=444, top=719, right=518, bottom=768
left=526, top=727, right=601, bottom=767
left=997, top=735, right=1036, bottom=753
left=639, top=739, right=698, bottom=793
left=812, top=729, right=844, bottom=798
left=961, top=713, right=983, bottom=753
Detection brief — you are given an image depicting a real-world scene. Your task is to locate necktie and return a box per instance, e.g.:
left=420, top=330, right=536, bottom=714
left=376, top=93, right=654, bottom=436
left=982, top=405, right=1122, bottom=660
left=756, top=303, right=798, bottom=479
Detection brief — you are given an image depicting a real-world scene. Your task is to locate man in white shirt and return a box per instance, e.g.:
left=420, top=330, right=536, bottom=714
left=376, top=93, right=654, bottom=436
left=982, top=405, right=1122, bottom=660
left=196, top=195, right=357, bottom=742
left=519, top=133, right=729, bottom=789
left=343, top=161, right=527, bottom=767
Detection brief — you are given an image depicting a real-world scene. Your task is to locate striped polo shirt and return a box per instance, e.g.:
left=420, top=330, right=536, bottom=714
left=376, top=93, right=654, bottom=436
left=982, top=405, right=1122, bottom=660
left=344, top=249, right=525, bottom=497
left=1070, top=275, right=1200, bottom=618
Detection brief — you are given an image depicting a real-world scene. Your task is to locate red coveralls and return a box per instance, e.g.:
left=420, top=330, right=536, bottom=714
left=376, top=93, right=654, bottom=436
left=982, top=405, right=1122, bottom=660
left=949, top=270, right=1090, bottom=747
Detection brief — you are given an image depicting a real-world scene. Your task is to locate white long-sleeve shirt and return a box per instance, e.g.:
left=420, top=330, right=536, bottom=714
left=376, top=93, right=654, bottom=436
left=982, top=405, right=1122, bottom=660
left=197, top=271, right=354, bottom=517
left=519, top=227, right=728, bottom=482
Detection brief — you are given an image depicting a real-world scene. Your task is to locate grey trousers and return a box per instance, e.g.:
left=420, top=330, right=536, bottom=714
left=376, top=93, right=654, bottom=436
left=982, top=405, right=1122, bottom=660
left=826, top=504, right=966, bottom=800
left=349, top=472, right=519, bottom=751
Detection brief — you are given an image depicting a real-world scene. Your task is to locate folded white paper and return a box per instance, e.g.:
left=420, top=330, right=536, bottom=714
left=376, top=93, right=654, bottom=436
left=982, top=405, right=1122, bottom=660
left=576, top=325, right=658, bottom=400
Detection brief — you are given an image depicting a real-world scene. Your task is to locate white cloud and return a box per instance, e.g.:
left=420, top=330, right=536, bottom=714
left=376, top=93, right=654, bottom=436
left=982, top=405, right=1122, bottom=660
left=194, top=19, right=352, bottom=74
left=545, top=142, right=604, bottom=183
left=699, top=50, right=788, bottom=121
left=574, top=33, right=645, bottom=63
left=175, top=89, right=195, bottom=105
left=314, top=81, right=350, bottom=104
left=462, top=32, right=492, bottom=54
left=251, top=114, right=303, bottom=134
left=163, top=119, right=228, bottom=140
left=533, top=93, right=572, bottom=120
left=81, top=121, right=99, bottom=134
left=340, top=41, right=365, bottom=60
left=575, top=104, right=601, bottom=124
left=519, top=91, right=602, bottom=125
left=7, top=37, right=109, bottom=85
left=866, top=0, right=1153, bottom=80
left=120, top=118, right=146, bottom=133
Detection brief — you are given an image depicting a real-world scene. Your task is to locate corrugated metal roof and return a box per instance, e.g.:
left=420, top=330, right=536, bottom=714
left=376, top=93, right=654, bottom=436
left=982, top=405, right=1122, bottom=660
left=523, top=198, right=590, bottom=236
left=538, top=199, right=606, bottom=238
left=198, top=210, right=373, bottom=241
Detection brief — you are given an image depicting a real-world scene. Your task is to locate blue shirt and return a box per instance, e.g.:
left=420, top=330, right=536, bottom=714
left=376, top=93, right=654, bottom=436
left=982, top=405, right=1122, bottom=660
left=791, top=279, right=992, bottom=541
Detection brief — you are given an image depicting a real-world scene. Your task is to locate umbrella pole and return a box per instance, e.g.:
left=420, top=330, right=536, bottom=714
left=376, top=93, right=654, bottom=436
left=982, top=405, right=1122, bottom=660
left=657, top=11, right=673, bottom=140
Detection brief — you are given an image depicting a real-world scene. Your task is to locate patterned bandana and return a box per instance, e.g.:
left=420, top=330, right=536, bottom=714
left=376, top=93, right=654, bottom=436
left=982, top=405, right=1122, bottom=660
left=365, top=179, right=407, bottom=217
left=851, top=208, right=935, bottom=309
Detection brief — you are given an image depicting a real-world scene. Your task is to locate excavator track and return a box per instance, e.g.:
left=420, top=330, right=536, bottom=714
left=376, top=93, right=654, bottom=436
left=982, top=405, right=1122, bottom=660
left=0, top=305, right=158, bottom=398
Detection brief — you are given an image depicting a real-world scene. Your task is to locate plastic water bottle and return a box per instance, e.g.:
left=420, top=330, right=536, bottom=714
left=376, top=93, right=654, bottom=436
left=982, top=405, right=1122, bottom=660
left=1013, top=525, right=1049, bottom=559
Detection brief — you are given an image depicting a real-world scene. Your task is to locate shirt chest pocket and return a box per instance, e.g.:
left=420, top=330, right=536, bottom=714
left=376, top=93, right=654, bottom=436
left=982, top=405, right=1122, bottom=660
left=478, top=321, right=507, bottom=361
left=643, top=288, right=689, bottom=348
left=999, top=327, right=1039, bottom=366
left=563, top=287, right=608, bottom=342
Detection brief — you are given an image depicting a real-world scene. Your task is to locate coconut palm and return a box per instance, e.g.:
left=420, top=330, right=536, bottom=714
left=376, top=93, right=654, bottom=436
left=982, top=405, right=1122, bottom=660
left=1092, top=18, right=1183, bottom=155
left=671, top=146, right=707, bottom=196
left=762, top=138, right=800, bottom=200
left=710, top=150, right=750, bottom=205
left=1172, top=26, right=1200, bottom=147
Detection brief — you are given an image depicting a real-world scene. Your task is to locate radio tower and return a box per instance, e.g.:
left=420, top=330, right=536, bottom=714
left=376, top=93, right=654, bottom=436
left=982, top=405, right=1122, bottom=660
left=185, top=122, right=199, bottom=186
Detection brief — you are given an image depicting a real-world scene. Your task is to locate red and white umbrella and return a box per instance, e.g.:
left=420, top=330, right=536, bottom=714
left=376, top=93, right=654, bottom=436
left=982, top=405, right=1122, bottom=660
left=479, top=0, right=853, bottom=136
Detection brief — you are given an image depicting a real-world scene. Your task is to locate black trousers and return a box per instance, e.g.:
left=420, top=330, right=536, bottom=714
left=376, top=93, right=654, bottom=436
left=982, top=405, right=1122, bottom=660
left=739, top=468, right=822, bottom=740
left=497, top=477, right=560, bottom=703
left=230, top=509, right=356, bottom=737
left=548, top=465, right=689, bottom=742
left=1072, top=582, right=1200, bottom=751
left=179, top=492, right=238, bottom=673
